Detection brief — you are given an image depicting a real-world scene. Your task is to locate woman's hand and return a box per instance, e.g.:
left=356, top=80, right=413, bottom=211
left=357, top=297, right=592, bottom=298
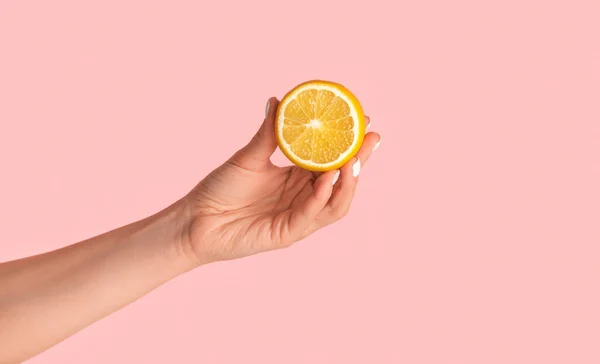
left=0, top=96, right=380, bottom=363
left=0, top=96, right=381, bottom=363
left=181, top=98, right=381, bottom=265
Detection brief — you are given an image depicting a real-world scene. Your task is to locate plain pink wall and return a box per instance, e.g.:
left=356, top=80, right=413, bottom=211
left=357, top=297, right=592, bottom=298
left=1, top=0, right=599, bottom=363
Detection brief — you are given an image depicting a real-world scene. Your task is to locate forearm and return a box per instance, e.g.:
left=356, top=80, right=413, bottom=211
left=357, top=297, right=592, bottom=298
left=0, top=200, right=195, bottom=364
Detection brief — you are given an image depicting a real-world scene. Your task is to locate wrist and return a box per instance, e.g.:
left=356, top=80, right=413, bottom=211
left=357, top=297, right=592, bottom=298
left=135, top=198, right=200, bottom=274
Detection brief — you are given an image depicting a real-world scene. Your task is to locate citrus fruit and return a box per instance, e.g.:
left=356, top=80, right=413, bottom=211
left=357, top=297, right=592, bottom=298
left=275, top=80, right=366, bottom=171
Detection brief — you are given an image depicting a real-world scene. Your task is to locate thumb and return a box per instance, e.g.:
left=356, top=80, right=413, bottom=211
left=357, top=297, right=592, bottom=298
left=230, top=97, right=280, bottom=169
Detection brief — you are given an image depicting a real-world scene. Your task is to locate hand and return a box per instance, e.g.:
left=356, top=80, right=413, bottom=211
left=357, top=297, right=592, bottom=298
left=181, top=97, right=381, bottom=265
left=0, top=97, right=380, bottom=362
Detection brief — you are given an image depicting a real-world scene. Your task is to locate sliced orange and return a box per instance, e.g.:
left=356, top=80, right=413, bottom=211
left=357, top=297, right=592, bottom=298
left=275, top=80, right=366, bottom=171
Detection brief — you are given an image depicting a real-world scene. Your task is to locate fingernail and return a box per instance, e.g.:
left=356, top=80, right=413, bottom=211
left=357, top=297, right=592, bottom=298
left=352, top=159, right=361, bottom=177
left=373, top=137, right=382, bottom=151
left=265, top=99, right=270, bottom=118
left=332, top=170, right=340, bottom=185
left=366, top=122, right=371, bottom=131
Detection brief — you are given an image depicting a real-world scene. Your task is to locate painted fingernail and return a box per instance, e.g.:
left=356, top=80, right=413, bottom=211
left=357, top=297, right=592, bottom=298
left=332, top=170, right=340, bottom=185
left=265, top=99, right=270, bottom=118
left=352, top=159, right=361, bottom=177
left=373, top=137, right=382, bottom=151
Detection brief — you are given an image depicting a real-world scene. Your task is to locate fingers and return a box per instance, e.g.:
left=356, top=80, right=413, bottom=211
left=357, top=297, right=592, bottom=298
left=316, top=130, right=381, bottom=225
left=230, top=97, right=280, bottom=170
left=319, top=157, right=361, bottom=224
left=287, top=170, right=339, bottom=238
left=280, top=113, right=381, bottom=245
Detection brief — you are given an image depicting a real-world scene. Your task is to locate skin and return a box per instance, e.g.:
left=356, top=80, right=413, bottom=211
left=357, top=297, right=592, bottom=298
left=0, top=97, right=381, bottom=364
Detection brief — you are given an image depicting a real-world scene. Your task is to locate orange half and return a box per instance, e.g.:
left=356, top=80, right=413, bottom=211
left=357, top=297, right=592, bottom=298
left=275, top=80, right=366, bottom=171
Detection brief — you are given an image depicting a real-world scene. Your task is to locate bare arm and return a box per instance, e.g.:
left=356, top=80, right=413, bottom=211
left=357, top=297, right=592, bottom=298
left=0, top=200, right=194, bottom=363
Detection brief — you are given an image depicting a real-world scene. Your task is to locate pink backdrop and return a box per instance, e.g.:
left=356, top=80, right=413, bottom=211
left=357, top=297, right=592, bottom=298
left=1, top=0, right=599, bottom=363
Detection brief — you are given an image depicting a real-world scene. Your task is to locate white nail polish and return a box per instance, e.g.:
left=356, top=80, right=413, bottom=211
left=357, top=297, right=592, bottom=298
left=265, top=100, right=270, bottom=118
left=332, top=170, right=340, bottom=185
left=352, top=159, right=361, bottom=177
left=373, top=137, right=382, bottom=151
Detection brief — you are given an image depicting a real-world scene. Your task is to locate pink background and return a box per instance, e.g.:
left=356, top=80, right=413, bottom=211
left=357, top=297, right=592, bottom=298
left=1, top=0, right=599, bottom=363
